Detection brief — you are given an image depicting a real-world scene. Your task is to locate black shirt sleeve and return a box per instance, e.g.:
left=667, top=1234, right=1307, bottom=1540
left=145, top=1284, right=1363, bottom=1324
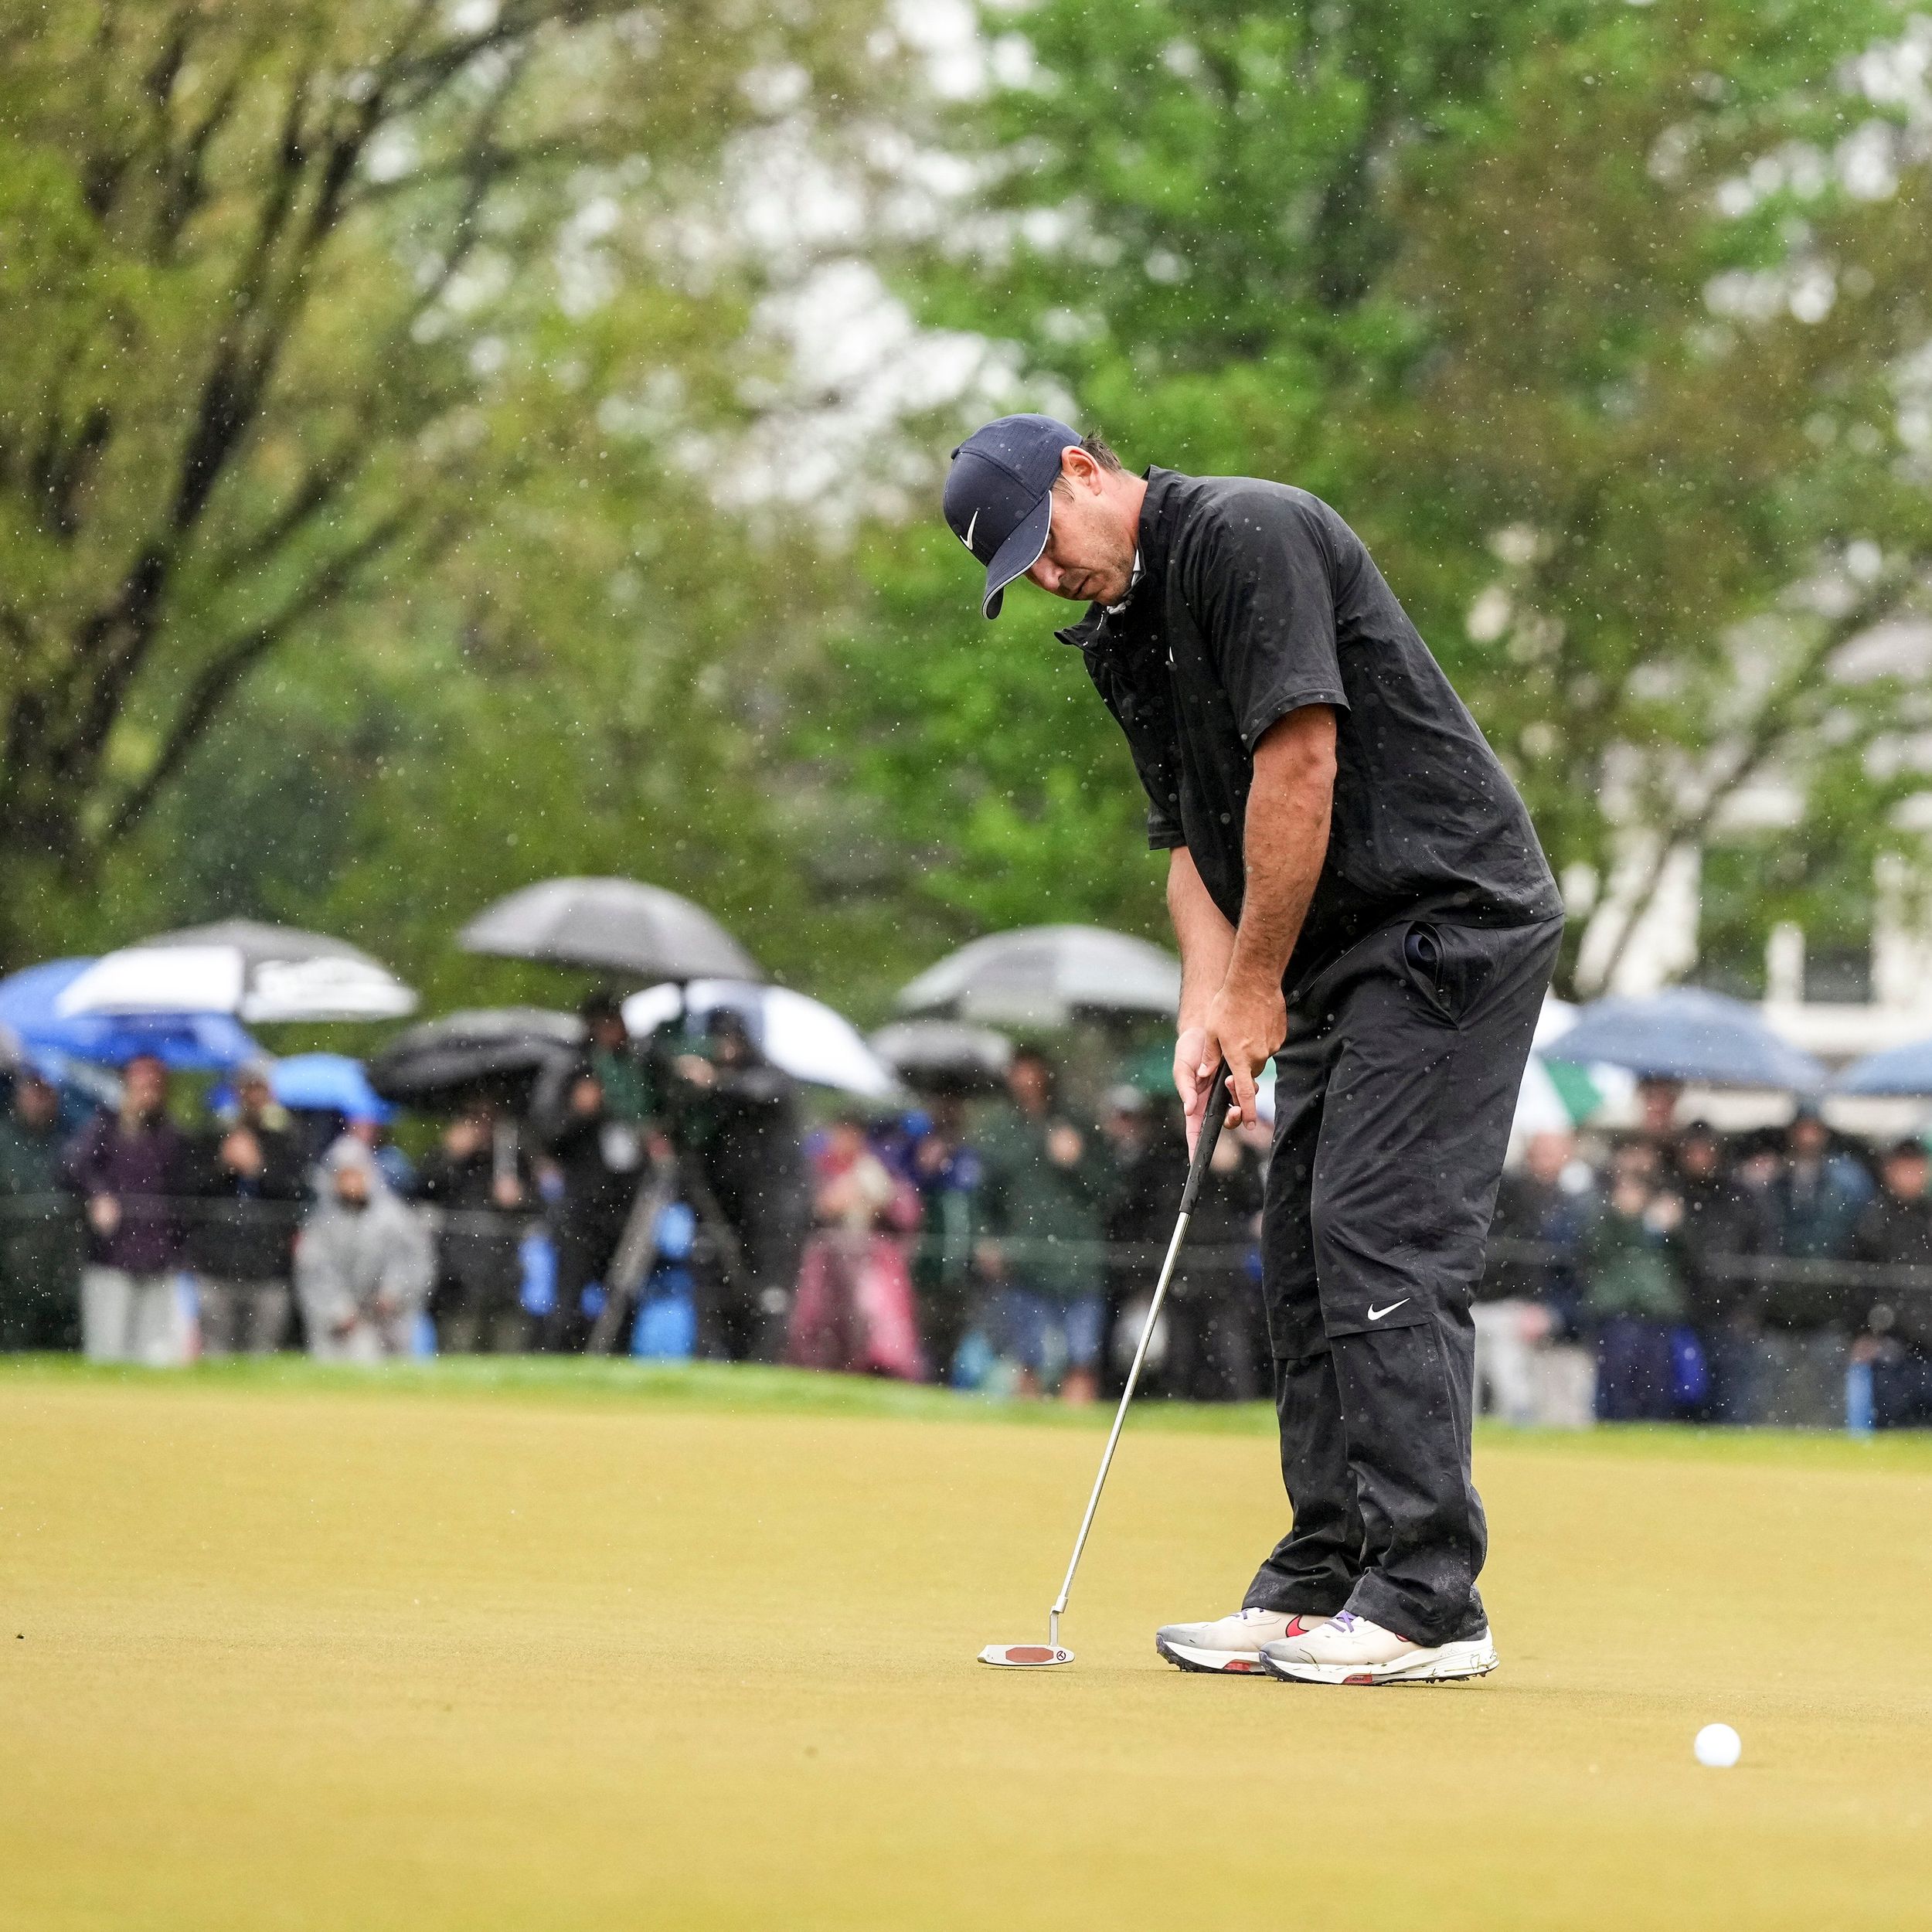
left=1182, top=493, right=1349, bottom=751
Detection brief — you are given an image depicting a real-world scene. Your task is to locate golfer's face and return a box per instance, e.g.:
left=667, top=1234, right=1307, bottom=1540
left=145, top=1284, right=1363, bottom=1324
left=1026, top=480, right=1134, bottom=607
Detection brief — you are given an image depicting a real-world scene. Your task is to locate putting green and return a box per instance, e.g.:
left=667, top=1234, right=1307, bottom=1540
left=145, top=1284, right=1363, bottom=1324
left=5, top=1359, right=1931, bottom=1932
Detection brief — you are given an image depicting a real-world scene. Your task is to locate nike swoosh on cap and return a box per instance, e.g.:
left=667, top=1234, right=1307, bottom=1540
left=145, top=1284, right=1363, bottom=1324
left=1366, top=1298, right=1410, bottom=1321
left=960, top=509, right=978, bottom=553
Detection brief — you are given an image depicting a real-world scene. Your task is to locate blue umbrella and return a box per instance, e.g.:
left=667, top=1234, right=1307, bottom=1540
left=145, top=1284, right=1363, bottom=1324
left=1546, top=987, right=1825, bottom=1092
left=269, top=1053, right=394, bottom=1122
left=1835, top=1037, right=1932, bottom=1098
left=0, top=958, right=264, bottom=1071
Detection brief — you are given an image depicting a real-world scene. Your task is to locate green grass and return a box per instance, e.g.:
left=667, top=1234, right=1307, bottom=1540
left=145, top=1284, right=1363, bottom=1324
left=9, top=1351, right=1931, bottom=1461
left=6, top=1359, right=1932, bottom=1930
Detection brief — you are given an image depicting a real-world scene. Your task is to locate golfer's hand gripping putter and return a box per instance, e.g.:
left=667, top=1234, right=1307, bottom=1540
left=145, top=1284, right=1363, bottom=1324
left=979, top=1063, right=1236, bottom=1668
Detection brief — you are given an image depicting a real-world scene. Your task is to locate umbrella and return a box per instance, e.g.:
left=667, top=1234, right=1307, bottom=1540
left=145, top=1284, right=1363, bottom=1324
left=368, top=1008, right=584, bottom=1111
left=0, top=958, right=264, bottom=1070
left=459, top=878, right=760, bottom=983
left=869, top=1019, right=1014, bottom=1093
left=1835, top=1036, right=1932, bottom=1098
left=268, top=1053, right=395, bottom=1123
left=624, top=981, right=902, bottom=1100
left=56, top=920, right=416, bottom=1023
left=1545, top=987, right=1825, bottom=1092
left=897, top=925, right=1182, bottom=1027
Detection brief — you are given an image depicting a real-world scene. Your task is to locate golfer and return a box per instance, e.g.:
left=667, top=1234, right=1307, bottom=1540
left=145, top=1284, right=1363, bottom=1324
left=944, top=417, right=1563, bottom=1684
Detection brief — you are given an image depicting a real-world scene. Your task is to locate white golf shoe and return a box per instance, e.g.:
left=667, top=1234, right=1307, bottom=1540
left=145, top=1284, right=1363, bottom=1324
left=1155, top=1607, right=1331, bottom=1676
left=1260, top=1608, right=1498, bottom=1685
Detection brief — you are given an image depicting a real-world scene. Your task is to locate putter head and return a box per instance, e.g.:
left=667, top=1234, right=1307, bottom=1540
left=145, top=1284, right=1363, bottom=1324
left=978, top=1643, right=1074, bottom=1668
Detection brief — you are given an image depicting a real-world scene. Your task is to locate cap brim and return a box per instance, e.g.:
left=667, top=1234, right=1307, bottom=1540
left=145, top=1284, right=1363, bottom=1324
left=981, top=490, right=1053, bottom=619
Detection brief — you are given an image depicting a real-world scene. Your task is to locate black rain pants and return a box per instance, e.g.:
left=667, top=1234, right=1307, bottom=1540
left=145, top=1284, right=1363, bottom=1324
left=1241, top=913, right=1563, bottom=1645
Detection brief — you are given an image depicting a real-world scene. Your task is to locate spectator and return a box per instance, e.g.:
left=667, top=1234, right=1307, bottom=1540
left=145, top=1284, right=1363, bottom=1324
left=294, top=1139, right=434, bottom=1362
left=1632, top=1076, right=1685, bottom=1162
left=1097, top=1086, right=1182, bottom=1398
left=416, top=1104, right=535, bottom=1353
left=901, top=1090, right=984, bottom=1385
left=1763, top=1106, right=1869, bottom=1426
left=0, top=1070, right=83, bottom=1350
left=1580, top=1142, right=1685, bottom=1421
left=976, top=1046, right=1113, bottom=1403
left=59, top=1054, right=195, bottom=1365
left=676, top=1009, right=806, bottom=1362
left=1164, top=1111, right=1264, bottom=1402
left=346, top=1113, right=415, bottom=1196
left=539, top=1060, right=652, bottom=1353
left=1481, top=1129, right=1590, bottom=1425
left=192, top=1061, right=307, bottom=1355
left=583, top=990, right=655, bottom=1124
left=1669, top=1122, right=1774, bottom=1424
left=1851, top=1139, right=1932, bottom=1429
left=786, top=1114, right=924, bottom=1378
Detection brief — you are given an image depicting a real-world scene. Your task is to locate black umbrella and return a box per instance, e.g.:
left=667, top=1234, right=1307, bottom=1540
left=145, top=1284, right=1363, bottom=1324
left=458, top=877, right=760, bottom=983
left=869, top=1019, right=1013, bottom=1094
left=368, top=1008, right=585, bottom=1112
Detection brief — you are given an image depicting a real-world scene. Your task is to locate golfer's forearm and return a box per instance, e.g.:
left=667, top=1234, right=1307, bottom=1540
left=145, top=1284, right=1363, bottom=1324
left=1226, top=709, right=1336, bottom=993
left=1166, top=847, right=1236, bottom=1032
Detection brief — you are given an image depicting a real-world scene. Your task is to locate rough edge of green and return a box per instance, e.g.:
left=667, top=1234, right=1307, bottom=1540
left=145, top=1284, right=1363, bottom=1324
left=5, top=1353, right=1932, bottom=1469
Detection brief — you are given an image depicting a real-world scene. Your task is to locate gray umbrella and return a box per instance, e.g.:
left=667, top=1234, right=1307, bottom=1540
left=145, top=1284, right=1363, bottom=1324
left=896, top=925, right=1182, bottom=1028
left=870, top=1019, right=1014, bottom=1093
left=457, top=877, right=761, bottom=983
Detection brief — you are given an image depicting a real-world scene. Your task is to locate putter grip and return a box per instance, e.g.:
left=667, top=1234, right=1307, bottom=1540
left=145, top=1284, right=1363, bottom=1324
left=1179, top=1062, right=1234, bottom=1216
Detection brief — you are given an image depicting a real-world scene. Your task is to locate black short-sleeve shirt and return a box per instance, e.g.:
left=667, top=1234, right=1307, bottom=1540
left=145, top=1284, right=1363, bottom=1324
left=1060, top=468, right=1562, bottom=998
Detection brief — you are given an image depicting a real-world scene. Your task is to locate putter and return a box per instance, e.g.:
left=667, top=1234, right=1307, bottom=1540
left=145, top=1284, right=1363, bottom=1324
left=979, top=1063, right=1236, bottom=1668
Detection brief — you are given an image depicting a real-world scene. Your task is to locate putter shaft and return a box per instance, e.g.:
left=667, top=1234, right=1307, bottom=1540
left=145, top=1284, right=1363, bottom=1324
left=1044, top=1067, right=1233, bottom=1646
left=1048, top=1209, right=1192, bottom=1634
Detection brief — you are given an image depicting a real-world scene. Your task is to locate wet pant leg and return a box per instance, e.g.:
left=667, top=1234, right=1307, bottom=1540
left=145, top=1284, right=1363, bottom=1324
left=1244, top=916, right=1561, bottom=1645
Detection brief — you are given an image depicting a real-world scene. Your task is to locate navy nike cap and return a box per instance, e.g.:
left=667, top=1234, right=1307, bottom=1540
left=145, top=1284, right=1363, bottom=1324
left=943, top=413, right=1082, bottom=618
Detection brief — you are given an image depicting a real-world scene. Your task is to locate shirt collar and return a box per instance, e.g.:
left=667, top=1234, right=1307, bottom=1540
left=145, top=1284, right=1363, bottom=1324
left=1053, top=466, right=1181, bottom=650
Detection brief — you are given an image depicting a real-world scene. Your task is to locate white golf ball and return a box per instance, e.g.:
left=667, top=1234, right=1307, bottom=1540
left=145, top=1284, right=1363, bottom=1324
left=1693, top=1723, right=1741, bottom=1768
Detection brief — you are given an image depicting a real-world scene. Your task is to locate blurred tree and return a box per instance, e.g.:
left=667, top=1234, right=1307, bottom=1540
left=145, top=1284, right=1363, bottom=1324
left=829, top=0, right=1932, bottom=994
left=0, top=0, right=885, bottom=969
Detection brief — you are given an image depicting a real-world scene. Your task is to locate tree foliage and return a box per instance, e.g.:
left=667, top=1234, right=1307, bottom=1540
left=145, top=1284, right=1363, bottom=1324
left=0, top=0, right=884, bottom=974
left=828, top=0, right=1932, bottom=994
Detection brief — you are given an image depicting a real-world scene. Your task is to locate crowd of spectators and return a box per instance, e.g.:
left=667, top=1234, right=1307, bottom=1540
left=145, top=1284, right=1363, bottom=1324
left=2, top=1015, right=1928, bottom=1430
left=1485, top=1080, right=1932, bottom=1430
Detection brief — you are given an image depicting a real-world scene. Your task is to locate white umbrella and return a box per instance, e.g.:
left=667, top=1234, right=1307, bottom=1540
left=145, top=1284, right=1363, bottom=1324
left=624, top=981, right=901, bottom=1100
left=56, top=921, right=416, bottom=1024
